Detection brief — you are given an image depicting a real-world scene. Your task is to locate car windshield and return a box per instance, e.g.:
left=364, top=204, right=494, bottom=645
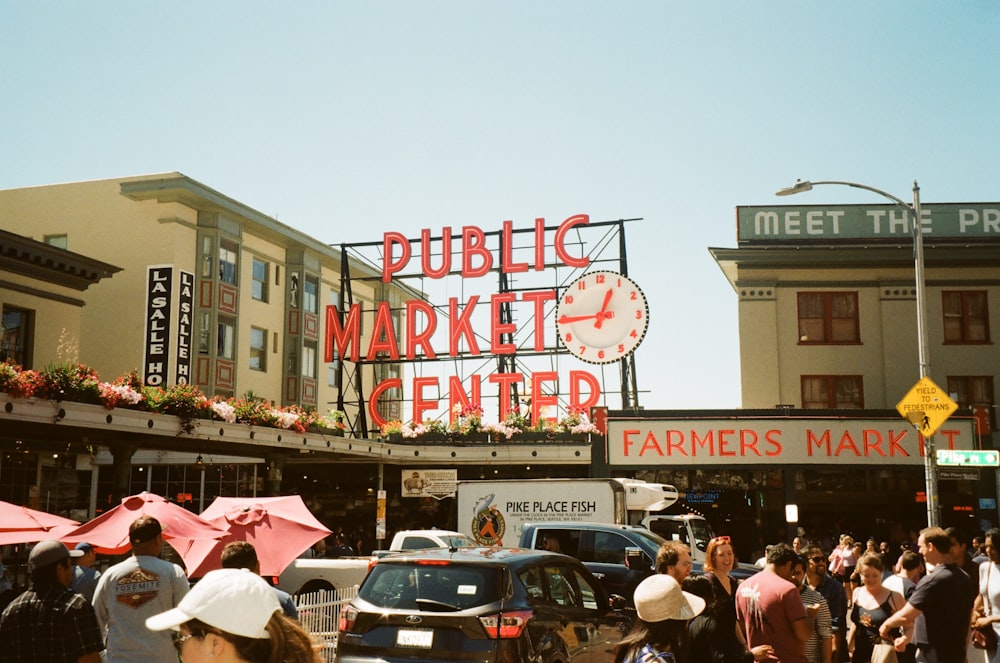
left=626, top=528, right=668, bottom=556
left=360, top=562, right=500, bottom=611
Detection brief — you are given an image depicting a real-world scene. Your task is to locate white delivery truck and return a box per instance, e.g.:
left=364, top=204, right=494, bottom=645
left=455, top=477, right=716, bottom=563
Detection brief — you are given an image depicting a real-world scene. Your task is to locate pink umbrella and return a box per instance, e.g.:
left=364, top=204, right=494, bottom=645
left=0, top=500, right=80, bottom=545
left=180, top=495, right=332, bottom=578
left=61, top=492, right=226, bottom=568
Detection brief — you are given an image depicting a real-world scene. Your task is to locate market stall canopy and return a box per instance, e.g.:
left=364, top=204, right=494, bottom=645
left=180, top=495, right=332, bottom=578
left=0, top=500, right=79, bottom=545
left=61, top=492, right=226, bottom=568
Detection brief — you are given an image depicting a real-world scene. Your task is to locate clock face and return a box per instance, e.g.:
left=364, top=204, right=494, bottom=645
left=555, top=271, right=649, bottom=364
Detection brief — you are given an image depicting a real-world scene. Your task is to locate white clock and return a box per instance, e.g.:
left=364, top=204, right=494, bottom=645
left=555, top=271, right=649, bottom=363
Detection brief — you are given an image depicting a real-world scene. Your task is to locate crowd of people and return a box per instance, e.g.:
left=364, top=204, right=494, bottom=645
left=0, top=515, right=324, bottom=662
left=1, top=518, right=999, bottom=663
left=618, top=526, right=996, bottom=663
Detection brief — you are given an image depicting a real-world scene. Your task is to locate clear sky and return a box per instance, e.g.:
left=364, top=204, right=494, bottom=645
left=2, top=1, right=997, bottom=410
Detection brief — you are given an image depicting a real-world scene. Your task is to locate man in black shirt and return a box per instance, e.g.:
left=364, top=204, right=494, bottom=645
left=0, top=539, right=103, bottom=663
left=880, top=527, right=974, bottom=663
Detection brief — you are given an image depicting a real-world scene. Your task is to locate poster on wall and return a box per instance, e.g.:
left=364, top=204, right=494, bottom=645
left=401, top=469, right=458, bottom=500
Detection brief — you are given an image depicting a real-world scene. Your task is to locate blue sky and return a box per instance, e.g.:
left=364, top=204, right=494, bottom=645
left=2, top=2, right=997, bottom=410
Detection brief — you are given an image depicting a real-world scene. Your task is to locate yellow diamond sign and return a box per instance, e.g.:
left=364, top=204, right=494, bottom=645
left=896, top=376, right=959, bottom=438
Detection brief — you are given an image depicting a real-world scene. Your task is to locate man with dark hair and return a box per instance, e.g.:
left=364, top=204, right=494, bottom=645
left=790, top=555, right=832, bottom=663
left=0, top=539, right=104, bottom=662
left=220, top=541, right=297, bottom=618
left=805, top=545, right=848, bottom=663
left=880, top=526, right=974, bottom=663
left=884, top=550, right=922, bottom=599
left=655, top=540, right=693, bottom=583
left=92, top=516, right=189, bottom=663
left=736, top=542, right=811, bottom=663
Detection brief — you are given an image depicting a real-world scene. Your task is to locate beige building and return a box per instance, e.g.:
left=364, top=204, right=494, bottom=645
left=0, top=173, right=401, bottom=427
left=711, top=201, right=999, bottom=423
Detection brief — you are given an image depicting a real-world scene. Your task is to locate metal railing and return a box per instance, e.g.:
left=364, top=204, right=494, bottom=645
left=294, top=585, right=359, bottom=662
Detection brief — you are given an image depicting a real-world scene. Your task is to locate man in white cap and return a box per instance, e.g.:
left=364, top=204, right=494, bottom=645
left=0, top=539, right=104, bottom=662
left=92, top=515, right=189, bottom=663
left=145, top=568, right=316, bottom=661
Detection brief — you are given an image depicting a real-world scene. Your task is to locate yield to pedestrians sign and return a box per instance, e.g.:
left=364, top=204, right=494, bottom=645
left=896, top=377, right=959, bottom=438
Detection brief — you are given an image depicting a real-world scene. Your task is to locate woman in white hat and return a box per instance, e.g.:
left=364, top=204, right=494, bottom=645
left=145, top=568, right=318, bottom=663
left=614, top=573, right=706, bottom=663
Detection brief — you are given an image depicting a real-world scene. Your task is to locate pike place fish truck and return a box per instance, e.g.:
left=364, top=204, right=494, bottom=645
left=454, top=478, right=717, bottom=562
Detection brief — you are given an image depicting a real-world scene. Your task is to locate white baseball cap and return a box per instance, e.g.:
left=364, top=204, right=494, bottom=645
left=633, top=573, right=706, bottom=622
left=146, top=568, right=281, bottom=639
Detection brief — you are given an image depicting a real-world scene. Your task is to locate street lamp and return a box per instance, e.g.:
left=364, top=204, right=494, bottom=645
left=775, top=179, right=939, bottom=527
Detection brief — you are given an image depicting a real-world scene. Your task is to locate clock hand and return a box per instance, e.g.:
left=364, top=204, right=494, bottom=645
left=558, top=313, right=600, bottom=324
left=594, top=288, right=614, bottom=329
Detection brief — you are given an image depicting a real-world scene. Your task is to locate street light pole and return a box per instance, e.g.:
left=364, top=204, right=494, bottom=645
left=775, top=179, right=940, bottom=527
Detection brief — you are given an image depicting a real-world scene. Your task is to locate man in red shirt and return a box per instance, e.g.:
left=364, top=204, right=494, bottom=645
left=736, top=543, right=811, bottom=663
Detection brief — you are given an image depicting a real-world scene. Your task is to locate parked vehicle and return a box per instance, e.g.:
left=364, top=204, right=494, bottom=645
left=277, top=556, right=371, bottom=596
left=370, top=528, right=475, bottom=560
left=335, top=547, right=630, bottom=663
left=456, top=478, right=718, bottom=562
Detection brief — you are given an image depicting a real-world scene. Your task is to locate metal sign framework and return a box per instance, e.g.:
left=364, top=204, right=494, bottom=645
left=331, top=218, right=643, bottom=438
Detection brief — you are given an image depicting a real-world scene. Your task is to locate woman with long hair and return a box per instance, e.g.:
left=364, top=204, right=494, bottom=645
left=973, top=528, right=1000, bottom=663
left=847, top=552, right=908, bottom=663
left=703, top=535, right=745, bottom=647
left=684, top=574, right=775, bottom=663
left=614, top=574, right=705, bottom=663
left=146, top=568, right=320, bottom=663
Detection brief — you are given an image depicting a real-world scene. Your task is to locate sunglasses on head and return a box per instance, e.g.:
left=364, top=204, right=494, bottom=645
left=712, top=536, right=731, bottom=544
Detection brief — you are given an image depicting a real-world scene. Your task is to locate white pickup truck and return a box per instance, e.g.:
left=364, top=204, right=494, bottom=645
left=276, top=529, right=474, bottom=595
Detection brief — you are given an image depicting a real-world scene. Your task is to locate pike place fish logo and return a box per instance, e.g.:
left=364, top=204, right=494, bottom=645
left=114, top=567, right=162, bottom=608
left=471, top=493, right=505, bottom=546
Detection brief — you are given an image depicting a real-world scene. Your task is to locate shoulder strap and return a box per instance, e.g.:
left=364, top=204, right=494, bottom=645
left=986, top=563, right=992, bottom=617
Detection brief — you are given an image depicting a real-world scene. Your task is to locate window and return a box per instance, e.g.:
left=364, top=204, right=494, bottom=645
left=44, top=234, right=67, bottom=249
left=251, top=258, right=268, bottom=302
left=198, top=312, right=211, bottom=354
left=217, top=318, right=235, bottom=359
left=249, top=327, right=267, bottom=371
left=304, top=276, right=319, bottom=314
left=302, top=342, right=317, bottom=379
left=948, top=376, right=995, bottom=428
left=797, top=292, right=860, bottom=344
left=219, top=239, right=238, bottom=285
left=801, top=376, right=864, bottom=409
left=943, top=291, right=990, bottom=343
left=1, top=306, right=34, bottom=368
left=201, top=236, right=214, bottom=278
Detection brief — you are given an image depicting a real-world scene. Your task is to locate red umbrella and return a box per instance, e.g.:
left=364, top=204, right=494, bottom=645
left=61, top=492, right=226, bottom=568
left=0, top=500, right=79, bottom=545
left=180, top=495, right=332, bottom=578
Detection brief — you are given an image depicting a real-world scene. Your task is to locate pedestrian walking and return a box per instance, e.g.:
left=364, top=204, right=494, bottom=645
left=685, top=574, right=775, bottom=663
left=736, top=543, right=811, bottom=663
left=614, top=573, right=705, bottom=663
left=972, top=528, right=1000, bottom=663
left=880, top=526, right=974, bottom=663
left=220, top=541, right=298, bottom=619
left=70, top=542, right=101, bottom=603
left=790, top=555, right=832, bottom=663
left=847, top=553, right=907, bottom=663
left=145, top=568, right=320, bottom=663
left=0, top=539, right=104, bottom=662
left=805, top=546, right=849, bottom=662
left=92, top=516, right=189, bottom=663
left=657, top=541, right=694, bottom=583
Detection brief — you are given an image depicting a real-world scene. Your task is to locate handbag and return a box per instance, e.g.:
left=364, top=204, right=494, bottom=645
left=974, top=563, right=999, bottom=653
left=870, top=642, right=898, bottom=663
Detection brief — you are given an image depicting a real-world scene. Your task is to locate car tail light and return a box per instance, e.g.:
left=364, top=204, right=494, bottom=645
left=479, top=610, right=533, bottom=639
left=367, top=555, right=379, bottom=572
left=339, top=604, right=358, bottom=633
